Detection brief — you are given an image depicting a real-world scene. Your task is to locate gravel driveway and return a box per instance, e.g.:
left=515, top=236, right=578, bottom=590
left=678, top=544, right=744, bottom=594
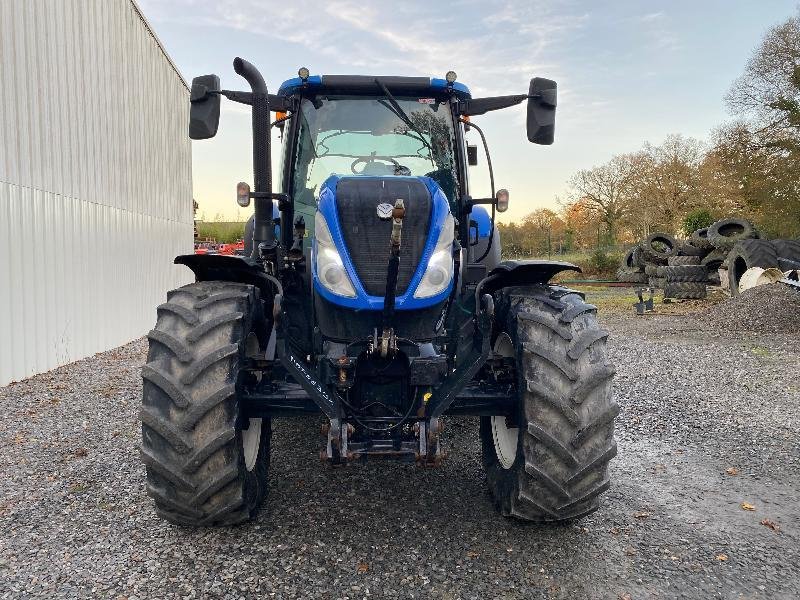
left=1, top=298, right=798, bottom=599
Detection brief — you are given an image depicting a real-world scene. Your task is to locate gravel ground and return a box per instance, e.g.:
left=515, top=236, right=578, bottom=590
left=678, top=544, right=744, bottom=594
left=1, top=293, right=799, bottom=599
left=697, top=283, right=800, bottom=334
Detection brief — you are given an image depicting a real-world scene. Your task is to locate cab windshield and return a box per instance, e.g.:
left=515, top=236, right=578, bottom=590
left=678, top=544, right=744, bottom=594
left=292, top=96, right=458, bottom=206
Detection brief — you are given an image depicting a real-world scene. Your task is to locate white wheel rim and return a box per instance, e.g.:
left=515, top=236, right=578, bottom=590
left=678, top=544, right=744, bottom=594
left=492, top=416, right=518, bottom=470
left=491, top=333, right=518, bottom=469
left=242, top=418, right=262, bottom=471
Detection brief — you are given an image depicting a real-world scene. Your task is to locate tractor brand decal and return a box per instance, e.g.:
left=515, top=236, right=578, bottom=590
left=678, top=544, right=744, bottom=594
left=288, top=354, right=331, bottom=403
left=376, top=203, right=393, bottom=220
left=418, top=98, right=435, bottom=104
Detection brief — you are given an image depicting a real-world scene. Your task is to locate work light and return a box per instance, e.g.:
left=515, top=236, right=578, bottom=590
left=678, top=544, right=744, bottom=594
left=495, top=189, right=509, bottom=212
left=237, top=182, right=251, bottom=207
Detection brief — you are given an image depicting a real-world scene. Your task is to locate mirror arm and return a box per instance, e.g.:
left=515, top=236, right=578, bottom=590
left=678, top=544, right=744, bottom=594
left=250, top=192, right=291, bottom=210
left=210, top=90, right=292, bottom=111
left=464, top=197, right=495, bottom=208
left=458, top=92, right=557, bottom=117
left=457, top=94, right=528, bottom=116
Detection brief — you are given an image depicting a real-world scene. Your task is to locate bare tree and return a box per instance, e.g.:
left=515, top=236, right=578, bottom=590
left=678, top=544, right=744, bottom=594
left=631, top=135, right=705, bottom=232
left=726, top=9, right=800, bottom=141
left=568, top=154, right=637, bottom=243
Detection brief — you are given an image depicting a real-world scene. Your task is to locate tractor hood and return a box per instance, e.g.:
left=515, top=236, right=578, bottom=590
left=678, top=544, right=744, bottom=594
left=313, top=175, right=453, bottom=311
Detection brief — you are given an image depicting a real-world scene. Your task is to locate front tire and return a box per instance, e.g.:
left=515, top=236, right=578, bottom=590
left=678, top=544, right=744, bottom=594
left=481, top=287, right=618, bottom=522
left=141, top=281, right=270, bottom=526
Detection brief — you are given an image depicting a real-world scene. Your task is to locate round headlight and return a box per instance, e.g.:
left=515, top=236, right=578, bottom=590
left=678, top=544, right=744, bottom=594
left=445, top=71, right=457, bottom=84
left=426, top=265, right=447, bottom=287
left=298, top=67, right=310, bottom=81
left=321, top=263, right=344, bottom=287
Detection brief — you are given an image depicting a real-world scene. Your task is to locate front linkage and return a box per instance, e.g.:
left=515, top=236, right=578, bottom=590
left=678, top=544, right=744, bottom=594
left=265, top=197, right=497, bottom=466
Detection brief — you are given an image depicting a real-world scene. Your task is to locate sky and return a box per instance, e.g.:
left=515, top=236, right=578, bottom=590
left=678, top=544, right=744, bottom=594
left=139, top=0, right=799, bottom=223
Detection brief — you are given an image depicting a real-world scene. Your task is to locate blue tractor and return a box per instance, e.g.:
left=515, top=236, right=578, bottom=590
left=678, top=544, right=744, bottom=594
left=141, top=58, right=617, bottom=525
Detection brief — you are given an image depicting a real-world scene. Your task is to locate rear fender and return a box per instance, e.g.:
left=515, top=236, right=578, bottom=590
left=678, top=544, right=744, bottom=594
left=475, top=260, right=581, bottom=301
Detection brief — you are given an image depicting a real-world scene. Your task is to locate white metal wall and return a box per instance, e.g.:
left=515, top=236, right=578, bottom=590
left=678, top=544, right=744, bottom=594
left=0, top=0, right=193, bottom=386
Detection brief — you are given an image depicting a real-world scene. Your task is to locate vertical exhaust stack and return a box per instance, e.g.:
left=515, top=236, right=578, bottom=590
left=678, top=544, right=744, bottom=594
left=233, top=57, right=276, bottom=259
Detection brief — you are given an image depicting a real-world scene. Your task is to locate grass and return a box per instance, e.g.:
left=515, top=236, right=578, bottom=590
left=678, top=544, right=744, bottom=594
left=570, top=285, right=642, bottom=315
left=196, top=221, right=246, bottom=243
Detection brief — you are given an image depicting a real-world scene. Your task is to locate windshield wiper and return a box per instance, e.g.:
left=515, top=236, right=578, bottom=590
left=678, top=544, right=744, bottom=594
left=374, top=79, right=437, bottom=167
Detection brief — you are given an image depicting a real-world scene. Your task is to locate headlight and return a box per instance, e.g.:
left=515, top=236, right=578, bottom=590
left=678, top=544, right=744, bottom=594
left=414, top=214, right=455, bottom=299
left=314, top=212, right=356, bottom=298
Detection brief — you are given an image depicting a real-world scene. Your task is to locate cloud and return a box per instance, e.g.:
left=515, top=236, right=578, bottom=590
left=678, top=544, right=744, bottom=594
left=138, top=0, right=587, bottom=94
left=637, top=12, right=664, bottom=23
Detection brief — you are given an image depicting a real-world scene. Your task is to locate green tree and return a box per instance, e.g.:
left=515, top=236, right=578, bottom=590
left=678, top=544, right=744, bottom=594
left=682, top=209, right=714, bottom=236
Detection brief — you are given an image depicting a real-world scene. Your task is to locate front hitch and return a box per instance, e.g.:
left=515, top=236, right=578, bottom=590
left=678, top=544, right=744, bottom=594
left=376, top=198, right=405, bottom=358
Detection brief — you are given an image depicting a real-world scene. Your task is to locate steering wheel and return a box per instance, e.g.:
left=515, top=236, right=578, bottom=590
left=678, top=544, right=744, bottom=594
left=351, top=156, right=401, bottom=175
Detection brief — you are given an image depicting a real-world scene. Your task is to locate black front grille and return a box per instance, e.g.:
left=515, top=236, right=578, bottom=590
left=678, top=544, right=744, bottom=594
left=336, top=177, right=432, bottom=296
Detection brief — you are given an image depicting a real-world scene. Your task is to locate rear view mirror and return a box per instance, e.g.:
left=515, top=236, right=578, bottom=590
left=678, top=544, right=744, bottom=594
left=527, top=77, right=557, bottom=145
left=467, top=145, right=478, bottom=166
left=189, top=74, right=221, bottom=139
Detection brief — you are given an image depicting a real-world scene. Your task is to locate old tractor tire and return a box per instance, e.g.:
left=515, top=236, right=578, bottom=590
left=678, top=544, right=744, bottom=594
left=678, top=242, right=706, bottom=257
left=639, top=233, right=678, bottom=264
left=663, top=282, right=707, bottom=299
left=690, top=227, right=713, bottom=250
left=772, top=240, right=800, bottom=265
left=644, top=264, right=660, bottom=276
left=481, top=289, right=617, bottom=522
left=707, top=270, right=721, bottom=286
left=668, top=255, right=701, bottom=266
left=621, top=246, right=645, bottom=269
left=701, top=248, right=729, bottom=272
left=616, top=268, right=648, bottom=283
left=141, top=281, right=271, bottom=526
left=708, top=218, right=758, bottom=250
left=726, top=239, right=779, bottom=296
left=648, top=276, right=667, bottom=289
left=662, top=265, right=708, bottom=282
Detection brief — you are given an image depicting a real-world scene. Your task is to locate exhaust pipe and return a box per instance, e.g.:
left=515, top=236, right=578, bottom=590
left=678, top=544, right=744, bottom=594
left=233, top=57, right=275, bottom=259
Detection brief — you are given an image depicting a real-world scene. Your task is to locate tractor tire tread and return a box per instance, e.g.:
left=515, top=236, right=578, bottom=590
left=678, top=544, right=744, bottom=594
left=481, top=286, right=617, bottom=523
left=141, top=281, right=270, bottom=526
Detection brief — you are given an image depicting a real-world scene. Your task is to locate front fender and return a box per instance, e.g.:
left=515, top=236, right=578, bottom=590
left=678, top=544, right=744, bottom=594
left=475, top=259, right=580, bottom=299
left=175, top=254, right=277, bottom=298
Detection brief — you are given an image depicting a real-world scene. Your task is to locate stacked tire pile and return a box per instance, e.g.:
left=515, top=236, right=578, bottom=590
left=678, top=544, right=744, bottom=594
left=617, top=217, right=766, bottom=299
left=617, top=232, right=710, bottom=298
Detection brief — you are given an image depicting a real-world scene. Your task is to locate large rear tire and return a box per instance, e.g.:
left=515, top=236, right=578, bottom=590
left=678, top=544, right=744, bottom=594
left=141, top=281, right=270, bottom=526
left=481, top=287, right=618, bottom=522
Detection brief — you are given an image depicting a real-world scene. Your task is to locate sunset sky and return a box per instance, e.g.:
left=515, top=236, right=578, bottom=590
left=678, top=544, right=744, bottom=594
left=139, top=0, right=798, bottom=223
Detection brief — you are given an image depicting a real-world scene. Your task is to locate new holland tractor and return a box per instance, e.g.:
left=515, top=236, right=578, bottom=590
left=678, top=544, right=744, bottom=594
left=140, top=58, right=618, bottom=526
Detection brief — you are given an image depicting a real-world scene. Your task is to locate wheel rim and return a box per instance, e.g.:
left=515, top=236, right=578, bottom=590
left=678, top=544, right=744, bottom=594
left=242, top=331, right=263, bottom=472
left=491, top=333, right=518, bottom=470
left=491, top=416, right=518, bottom=470
left=242, top=418, right=262, bottom=471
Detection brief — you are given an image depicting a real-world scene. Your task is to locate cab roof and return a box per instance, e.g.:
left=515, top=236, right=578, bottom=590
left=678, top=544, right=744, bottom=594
left=277, top=75, right=471, bottom=100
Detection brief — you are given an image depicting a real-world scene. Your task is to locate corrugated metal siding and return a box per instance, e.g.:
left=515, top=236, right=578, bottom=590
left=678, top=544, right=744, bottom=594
left=0, top=0, right=193, bottom=386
